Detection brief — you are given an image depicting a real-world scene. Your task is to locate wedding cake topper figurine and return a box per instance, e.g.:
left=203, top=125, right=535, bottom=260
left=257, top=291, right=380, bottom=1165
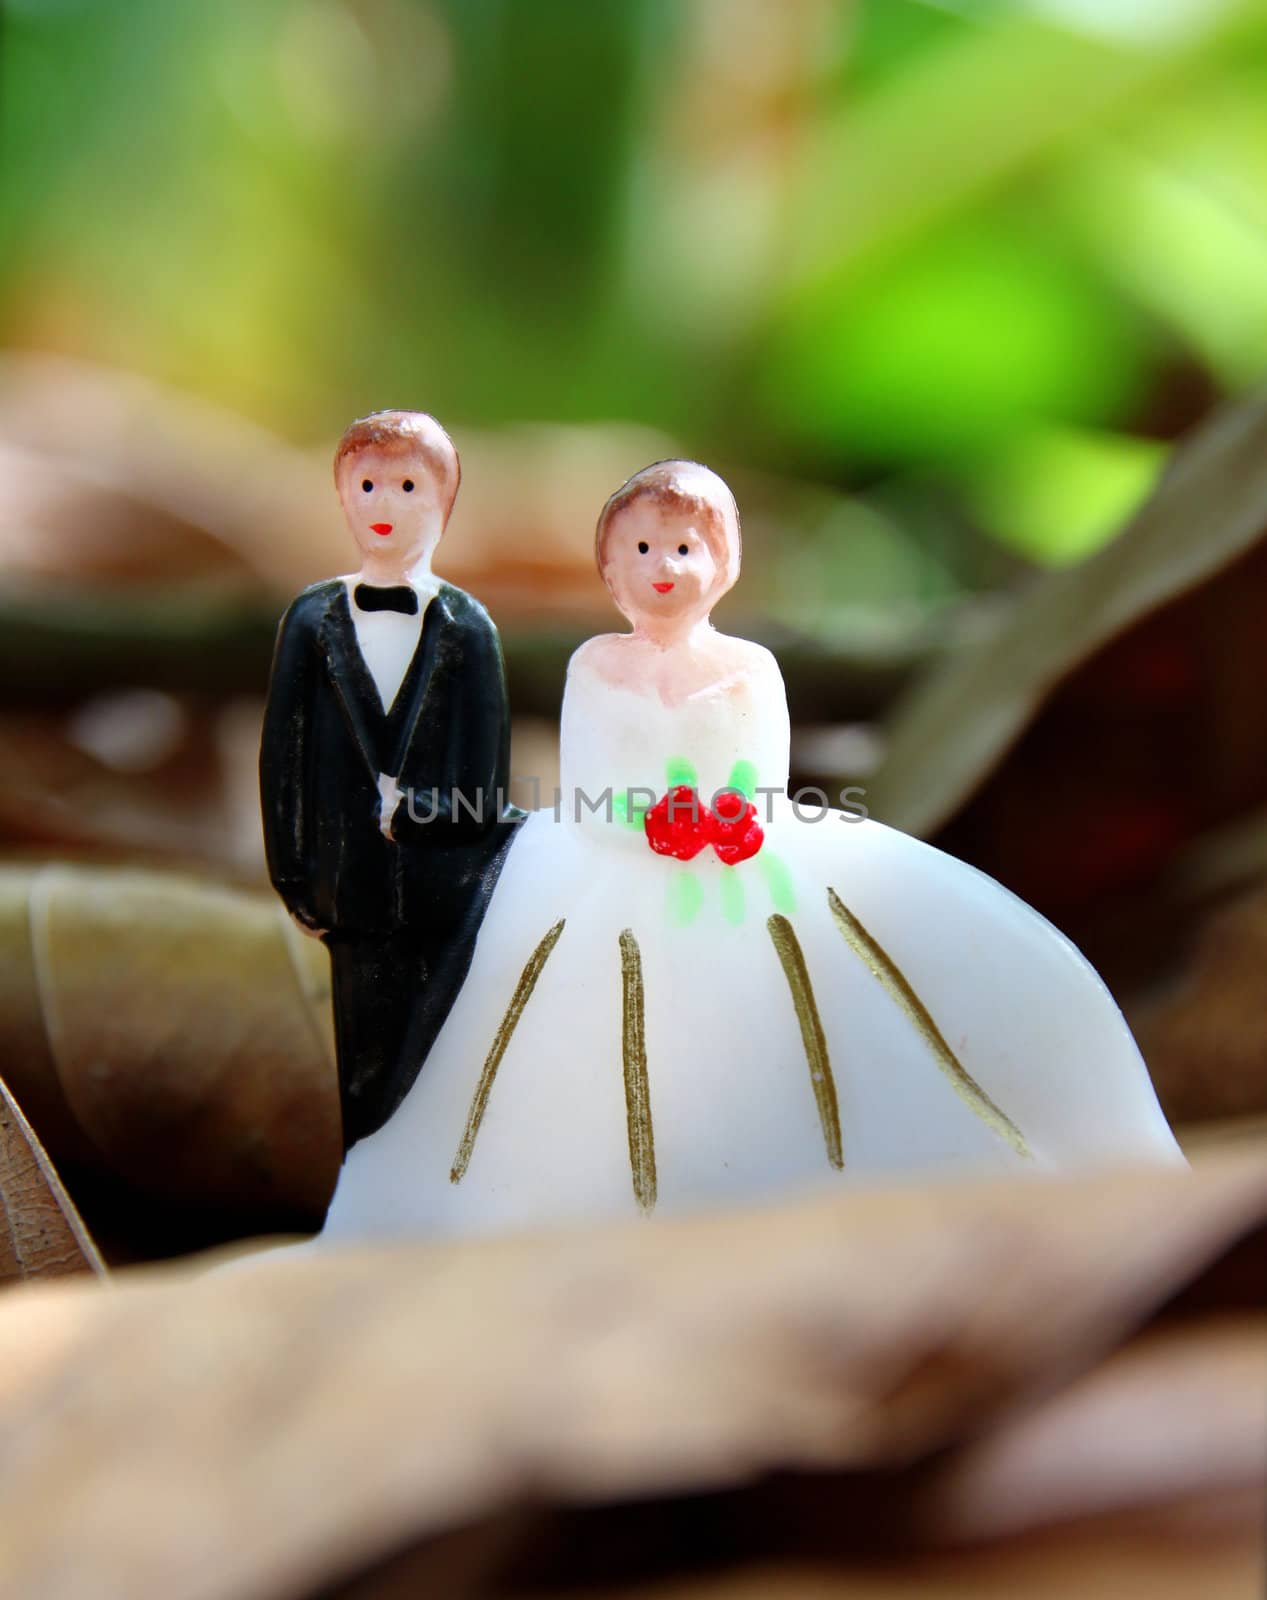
left=260, top=411, right=521, bottom=1151
left=312, top=457, right=1181, bottom=1245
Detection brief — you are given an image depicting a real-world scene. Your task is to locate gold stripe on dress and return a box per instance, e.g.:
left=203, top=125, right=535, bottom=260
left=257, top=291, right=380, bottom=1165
left=450, top=918, right=565, bottom=1183
left=827, top=887, right=1030, bottom=1158
left=767, top=913, right=843, bottom=1170
left=619, top=927, right=657, bottom=1214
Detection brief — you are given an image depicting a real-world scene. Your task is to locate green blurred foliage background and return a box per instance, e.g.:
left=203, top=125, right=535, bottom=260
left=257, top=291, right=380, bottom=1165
left=4, top=0, right=1267, bottom=615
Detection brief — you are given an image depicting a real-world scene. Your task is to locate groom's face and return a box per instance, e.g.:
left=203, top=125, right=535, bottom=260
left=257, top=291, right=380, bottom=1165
left=338, top=447, right=445, bottom=573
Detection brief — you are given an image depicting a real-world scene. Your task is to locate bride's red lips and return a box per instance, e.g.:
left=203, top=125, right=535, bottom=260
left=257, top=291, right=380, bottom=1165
left=652, top=581, right=675, bottom=593
left=370, top=523, right=393, bottom=536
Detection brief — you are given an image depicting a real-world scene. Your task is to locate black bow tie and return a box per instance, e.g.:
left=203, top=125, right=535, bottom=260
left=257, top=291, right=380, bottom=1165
left=354, top=584, right=419, bottom=615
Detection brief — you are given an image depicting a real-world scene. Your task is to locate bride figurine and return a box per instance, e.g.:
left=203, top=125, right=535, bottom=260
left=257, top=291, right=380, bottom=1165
left=318, top=459, right=1181, bottom=1244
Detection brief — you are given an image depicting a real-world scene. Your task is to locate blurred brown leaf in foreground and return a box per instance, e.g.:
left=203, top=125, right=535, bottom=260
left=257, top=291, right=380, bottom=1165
left=0, top=863, right=340, bottom=1259
left=0, top=1153, right=1261, bottom=1599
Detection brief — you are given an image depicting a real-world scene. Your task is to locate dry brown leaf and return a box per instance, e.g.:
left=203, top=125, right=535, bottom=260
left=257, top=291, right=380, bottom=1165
left=0, top=353, right=336, bottom=590
left=0, top=705, right=259, bottom=871
left=0, top=1152, right=1261, bottom=1599
left=869, top=385, right=1267, bottom=837
left=915, top=1316, right=1267, bottom=1541
left=0, top=352, right=674, bottom=616
left=0, top=862, right=340, bottom=1250
left=0, top=1077, right=101, bottom=1283
left=451, top=1523, right=1263, bottom=1600
left=333, top=1517, right=1264, bottom=1600
left=1132, top=880, right=1267, bottom=1124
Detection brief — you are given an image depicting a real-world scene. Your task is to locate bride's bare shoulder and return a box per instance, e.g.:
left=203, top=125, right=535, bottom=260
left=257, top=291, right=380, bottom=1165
left=712, top=633, right=784, bottom=687
left=567, top=633, right=641, bottom=689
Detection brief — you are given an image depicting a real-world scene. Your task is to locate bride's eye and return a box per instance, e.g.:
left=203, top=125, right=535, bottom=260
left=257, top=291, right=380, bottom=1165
left=637, top=541, right=649, bottom=554
left=677, top=543, right=688, bottom=555
left=362, top=479, right=373, bottom=493
left=402, top=480, right=415, bottom=493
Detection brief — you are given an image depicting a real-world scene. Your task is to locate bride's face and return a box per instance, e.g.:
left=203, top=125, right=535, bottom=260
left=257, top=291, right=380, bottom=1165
left=604, top=500, right=725, bottom=627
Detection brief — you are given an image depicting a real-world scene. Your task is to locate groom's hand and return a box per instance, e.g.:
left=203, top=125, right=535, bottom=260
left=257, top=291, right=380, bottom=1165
left=377, top=771, right=403, bottom=841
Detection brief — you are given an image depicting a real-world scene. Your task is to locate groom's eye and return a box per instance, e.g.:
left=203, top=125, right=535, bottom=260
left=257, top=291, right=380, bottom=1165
left=678, top=543, right=688, bottom=555
left=637, top=541, right=649, bottom=554
left=402, top=480, right=415, bottom=493
left=362, top=479, right=373, bottom=493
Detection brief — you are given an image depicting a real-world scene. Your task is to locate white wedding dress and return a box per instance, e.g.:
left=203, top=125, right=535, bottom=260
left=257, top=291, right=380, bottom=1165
left=318, top=646, right=1181, bottom=1243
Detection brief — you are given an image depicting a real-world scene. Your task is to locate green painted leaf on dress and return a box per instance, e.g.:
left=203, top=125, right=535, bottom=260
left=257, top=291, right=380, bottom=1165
left=667, top=868, right=704, bottom=928
left=612, top=788, right=650, bottom=831
left=727, top=759, right=758, bottom=800
left=758, top=850, right=796, bottom=915
left=719, top=866, right=746, bottom=927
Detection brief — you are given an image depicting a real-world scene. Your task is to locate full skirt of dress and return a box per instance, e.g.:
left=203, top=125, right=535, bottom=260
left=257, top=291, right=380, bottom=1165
left=319, top=801, right=1181, bottom=1243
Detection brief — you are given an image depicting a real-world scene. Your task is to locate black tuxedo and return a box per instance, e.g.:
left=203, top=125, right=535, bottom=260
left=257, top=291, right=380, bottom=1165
left=260, top=578, right=521, bottom=1148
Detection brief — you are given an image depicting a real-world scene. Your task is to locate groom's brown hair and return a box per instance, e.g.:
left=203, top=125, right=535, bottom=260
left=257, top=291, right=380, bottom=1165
left=334, top=410, right=461, bottom=521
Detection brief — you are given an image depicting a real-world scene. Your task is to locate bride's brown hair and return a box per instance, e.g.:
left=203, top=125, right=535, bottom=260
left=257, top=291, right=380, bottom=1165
left=596, top=460, right=741, bottom=586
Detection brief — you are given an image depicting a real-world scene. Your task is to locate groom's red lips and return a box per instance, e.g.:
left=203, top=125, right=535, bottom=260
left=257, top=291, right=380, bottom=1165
left=652, top=581, right=675, bottom=593
left=370, top=523, right=393, bottom=535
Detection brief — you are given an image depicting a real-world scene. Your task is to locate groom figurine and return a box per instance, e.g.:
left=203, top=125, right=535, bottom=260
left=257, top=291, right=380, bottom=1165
left=261, top=411, right=521, bottom=1151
